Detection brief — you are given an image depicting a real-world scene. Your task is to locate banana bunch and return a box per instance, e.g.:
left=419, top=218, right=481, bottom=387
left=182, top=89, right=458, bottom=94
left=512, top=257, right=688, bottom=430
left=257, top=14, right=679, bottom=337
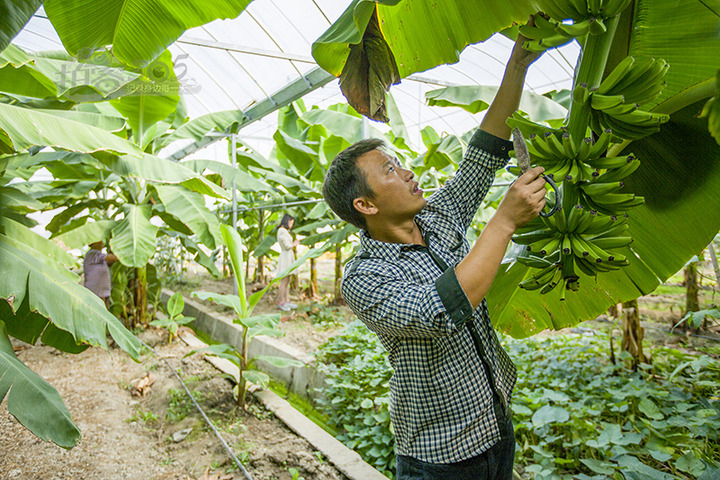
left=520, top=15, right=608, bottom=52
left=524, top=130, right=609, bottom=183
left=514, top=205, right=633, bottom=293
left=578, top=152, right=644, bottom=214
left=536, top=0, right=633, bottom=22
left=573, top=56, right=671, bottom=139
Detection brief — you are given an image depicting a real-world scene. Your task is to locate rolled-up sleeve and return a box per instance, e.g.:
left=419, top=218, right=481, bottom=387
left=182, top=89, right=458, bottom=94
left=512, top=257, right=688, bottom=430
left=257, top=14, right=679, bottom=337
left=427, top=129, right=513, bottom=230
left=342, top=267, right=473, bottom=339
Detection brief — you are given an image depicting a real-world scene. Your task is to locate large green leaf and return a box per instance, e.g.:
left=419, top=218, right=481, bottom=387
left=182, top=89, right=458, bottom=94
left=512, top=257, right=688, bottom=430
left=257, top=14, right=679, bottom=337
left=220, top=224, right=247, bottom=317
left=54, top=219, right=116, bottom=248
left=273, top=129, right=319, bottom=180
left=0, top=237, right=142, bottom=358
left=44, top=0, right=253, bottom=67
left=0, top=102, right=142, bottom=155
left=101, top=154, right=230, bottom=199
left=425, top=85, right=567, bottom=121
left=109, top=204, right=157, bottom=267
left=159, top=109, right=247, bottom=148
left=0, top=320, right=80, bottom=449
left=0, top=0, right=43, bottom=52
left=181, top=159, right=276, bottom=194
left=489, top=98, right=720, bottom=338
left=110, top=50, right=179, bottom=143
left=0, top=45, right=144, bottom=102
left=155, top=185, right=222, bottom=249
left=0, top=217, right=76, bottom=269
left=312, top=0, right=536, bottom=115
left=623, top=0, right=720, bottom=109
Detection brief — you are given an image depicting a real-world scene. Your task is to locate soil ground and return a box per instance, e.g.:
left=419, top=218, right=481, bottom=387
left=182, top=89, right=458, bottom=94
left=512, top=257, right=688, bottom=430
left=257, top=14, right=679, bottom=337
left=0, top=327, right=349, bottom=480
left=2, top=253, right=718, bottom=480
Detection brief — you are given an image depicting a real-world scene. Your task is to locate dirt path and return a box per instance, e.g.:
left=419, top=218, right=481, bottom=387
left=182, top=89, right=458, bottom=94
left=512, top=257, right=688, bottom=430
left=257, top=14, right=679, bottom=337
left=1, top=330, right=348, bottom=480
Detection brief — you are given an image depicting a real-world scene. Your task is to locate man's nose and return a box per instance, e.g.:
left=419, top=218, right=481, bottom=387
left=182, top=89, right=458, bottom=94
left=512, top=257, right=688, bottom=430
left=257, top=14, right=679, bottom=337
left=401, top=167, right=414, bottom=181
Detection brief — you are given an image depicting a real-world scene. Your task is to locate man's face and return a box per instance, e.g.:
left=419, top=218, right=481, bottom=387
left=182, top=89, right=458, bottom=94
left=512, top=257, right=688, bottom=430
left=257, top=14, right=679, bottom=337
left=355, top=149, right=426, bottom=222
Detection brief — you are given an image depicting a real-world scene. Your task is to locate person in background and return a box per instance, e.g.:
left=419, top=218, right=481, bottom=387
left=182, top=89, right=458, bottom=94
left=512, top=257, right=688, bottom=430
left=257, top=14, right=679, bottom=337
left=275, top=214, right=299, bottom=311
left=83, top=240, right=118, bottom=308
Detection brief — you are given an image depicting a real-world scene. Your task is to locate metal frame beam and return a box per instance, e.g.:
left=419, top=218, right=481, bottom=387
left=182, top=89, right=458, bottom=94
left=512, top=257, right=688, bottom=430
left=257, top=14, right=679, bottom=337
left=165, top=66, right=335, bottom=161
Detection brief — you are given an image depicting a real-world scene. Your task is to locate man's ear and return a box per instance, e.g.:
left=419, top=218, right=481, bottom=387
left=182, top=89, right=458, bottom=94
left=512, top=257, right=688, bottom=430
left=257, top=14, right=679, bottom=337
left=353, top=196, right=378, bottom=216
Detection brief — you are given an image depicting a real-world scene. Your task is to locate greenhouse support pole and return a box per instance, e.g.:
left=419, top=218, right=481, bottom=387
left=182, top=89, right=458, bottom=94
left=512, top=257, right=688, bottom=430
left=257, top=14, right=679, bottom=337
left=709, top=242, right=720, bottom=288
left=231, top=133, right=239, bottom=296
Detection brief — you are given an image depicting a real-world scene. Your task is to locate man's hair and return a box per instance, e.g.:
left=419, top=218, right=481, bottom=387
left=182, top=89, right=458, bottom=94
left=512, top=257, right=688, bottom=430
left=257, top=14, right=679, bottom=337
left=322, top=138, right=385, bottom=230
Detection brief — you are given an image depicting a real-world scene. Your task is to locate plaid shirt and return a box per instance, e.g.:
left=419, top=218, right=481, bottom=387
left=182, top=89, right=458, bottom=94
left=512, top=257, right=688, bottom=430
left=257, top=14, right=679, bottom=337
left=341, top=129, right=517, bottom=464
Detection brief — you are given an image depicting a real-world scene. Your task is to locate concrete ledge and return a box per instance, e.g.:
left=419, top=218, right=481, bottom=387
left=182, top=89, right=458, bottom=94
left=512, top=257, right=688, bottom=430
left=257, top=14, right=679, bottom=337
left=178, top=326, right=389, bottom=480
left=161, top=289, right=326, bottom=401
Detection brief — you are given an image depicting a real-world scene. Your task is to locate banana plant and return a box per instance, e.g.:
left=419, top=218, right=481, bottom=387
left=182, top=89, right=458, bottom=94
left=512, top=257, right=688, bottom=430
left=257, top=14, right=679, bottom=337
left=312, top=0, right=720, bottom=340
left=191, top=224, right=307, bottom=407
left=0, top=48, right=226, bottom=447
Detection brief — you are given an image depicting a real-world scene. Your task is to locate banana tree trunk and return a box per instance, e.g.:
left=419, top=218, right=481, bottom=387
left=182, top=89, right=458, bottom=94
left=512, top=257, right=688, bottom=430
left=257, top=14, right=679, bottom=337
left=133, top=265, right=148, bottom=327
left=333, top=245, right=344, bottom=305
left=621, top=299, right=646, bottom=368
left=291, top=245, right=299, bottom=291
left=238, top=326, right=248, bottom=408
left=308, top=256, right=319, bottom=298
left=708, top=243, right=720, bottom=291
left=255, top=210, right=265, bottom=284
left=684, top=261, right=700, bottom=330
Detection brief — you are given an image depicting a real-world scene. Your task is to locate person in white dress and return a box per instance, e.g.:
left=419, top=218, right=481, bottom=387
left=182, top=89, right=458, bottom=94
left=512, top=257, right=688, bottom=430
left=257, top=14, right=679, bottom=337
left=275, top=214, right=299, bottom=310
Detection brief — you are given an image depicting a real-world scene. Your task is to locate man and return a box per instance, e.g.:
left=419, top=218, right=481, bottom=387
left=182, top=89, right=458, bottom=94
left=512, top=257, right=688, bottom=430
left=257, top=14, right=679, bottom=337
left=84, top=240, right=118, bottom=308
left=321, top=18, right=547, bottom=480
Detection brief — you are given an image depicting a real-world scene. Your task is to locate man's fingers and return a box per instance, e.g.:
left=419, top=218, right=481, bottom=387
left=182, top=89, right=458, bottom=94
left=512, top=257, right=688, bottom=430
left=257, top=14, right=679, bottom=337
left=517, top=166, right=545, bottom=185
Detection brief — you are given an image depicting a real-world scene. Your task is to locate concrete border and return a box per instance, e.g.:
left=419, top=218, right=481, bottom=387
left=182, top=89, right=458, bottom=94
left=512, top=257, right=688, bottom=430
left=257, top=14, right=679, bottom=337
left=162, top=289, right=390, bottom=480
left=161, top=289, right=326, bottom=401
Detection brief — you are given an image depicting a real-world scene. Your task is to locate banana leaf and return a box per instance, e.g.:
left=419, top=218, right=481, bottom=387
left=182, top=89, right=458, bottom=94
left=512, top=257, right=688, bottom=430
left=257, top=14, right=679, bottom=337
left=155, top=184, right=222, bottom=250
left=0, top=320, right=80, bottom=449
left=181, top=159, right=277, bottom=194
left=109, top=50, right=180, bottom=143
left=425, top=85, right=567, bottom=121
left=159, top=109, right=247, bottom=148
left=0, top=102, right=142, bottom=156
left=312, top=0, right=536, bottom=117
left=109, top=204, right=157, bottom=267
left=44, top=0, right=254, bottom=67
left=54, top=219, right=116, bottom=248
left=0, top=236, right=142, bottom=357
left=0, top=0, right=43, bottom=52
left=101, top=153, right=230, bottom=199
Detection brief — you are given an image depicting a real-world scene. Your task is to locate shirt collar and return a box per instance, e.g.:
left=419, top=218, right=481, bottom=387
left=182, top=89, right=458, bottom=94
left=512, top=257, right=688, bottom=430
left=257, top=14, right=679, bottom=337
left=358, top=212, right=436, bottom=261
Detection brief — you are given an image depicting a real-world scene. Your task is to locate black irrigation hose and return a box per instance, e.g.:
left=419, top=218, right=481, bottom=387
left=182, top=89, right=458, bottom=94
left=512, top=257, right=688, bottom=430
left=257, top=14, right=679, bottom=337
left=136, top=338, right=255, bottom=480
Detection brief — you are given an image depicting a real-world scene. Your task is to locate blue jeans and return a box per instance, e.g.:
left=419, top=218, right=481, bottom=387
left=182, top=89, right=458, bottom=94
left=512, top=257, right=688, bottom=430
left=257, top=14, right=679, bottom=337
left=396, top=414, right=515, bottom=480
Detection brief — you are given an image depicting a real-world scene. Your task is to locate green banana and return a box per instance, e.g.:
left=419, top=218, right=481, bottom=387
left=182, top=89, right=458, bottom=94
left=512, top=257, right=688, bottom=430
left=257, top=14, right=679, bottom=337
left=591, top=93, right=625, bottom=111
left=582, top=181, right=625, bottom=196
left=588, top=128, right=613, bottom=158
left=591, top=236, right=633, bottom=249
left=594, top=158, right=641, bottom=182
left=586, top=154, right=634, bottom=170
left=601, top=102, right=640, bottom=116
left=562, top=131, right=579, bottom=158
left=513, top=229, right=556, bottom=245
left=573, top=83, right=591, bottom=106
left=566, top=204, right=585, bottom=232
left=517, top=254, right=555, bottom=269
left=597, top=56, right=636, bottom=95
left=556, top=20, right=591, bottom=37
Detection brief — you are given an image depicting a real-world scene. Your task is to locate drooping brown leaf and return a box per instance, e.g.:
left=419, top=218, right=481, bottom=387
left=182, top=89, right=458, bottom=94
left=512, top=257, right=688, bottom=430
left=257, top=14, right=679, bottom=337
left=339, top=10, right=401, bottom=122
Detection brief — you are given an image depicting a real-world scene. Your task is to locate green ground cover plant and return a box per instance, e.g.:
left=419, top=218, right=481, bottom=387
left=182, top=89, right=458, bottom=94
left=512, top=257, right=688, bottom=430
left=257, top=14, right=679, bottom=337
left=315, top=322, right=720, bottom=479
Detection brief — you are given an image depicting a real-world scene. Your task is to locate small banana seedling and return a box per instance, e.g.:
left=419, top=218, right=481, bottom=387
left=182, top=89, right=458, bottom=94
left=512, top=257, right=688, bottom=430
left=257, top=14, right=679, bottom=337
left=188, top=224, right=303, bottom=408
left=149, top=292, right=194, bottom=343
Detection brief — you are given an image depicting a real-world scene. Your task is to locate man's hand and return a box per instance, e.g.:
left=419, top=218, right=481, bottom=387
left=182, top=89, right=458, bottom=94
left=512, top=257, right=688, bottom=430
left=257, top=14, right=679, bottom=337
left=509, top=14, right=546, bottom=70
left=479, top=14, right=547, bottom=139
left=495, top=166, right=547, bottom=231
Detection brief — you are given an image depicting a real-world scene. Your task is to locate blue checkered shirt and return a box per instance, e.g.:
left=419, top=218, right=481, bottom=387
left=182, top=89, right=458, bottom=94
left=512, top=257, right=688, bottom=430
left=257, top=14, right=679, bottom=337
left=341, top=129, right=517, bottom=464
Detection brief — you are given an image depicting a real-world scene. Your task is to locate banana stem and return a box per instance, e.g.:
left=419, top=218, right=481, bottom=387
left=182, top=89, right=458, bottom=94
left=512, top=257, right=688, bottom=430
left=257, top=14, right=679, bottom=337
left=567, top=15, right=621, bottom=142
